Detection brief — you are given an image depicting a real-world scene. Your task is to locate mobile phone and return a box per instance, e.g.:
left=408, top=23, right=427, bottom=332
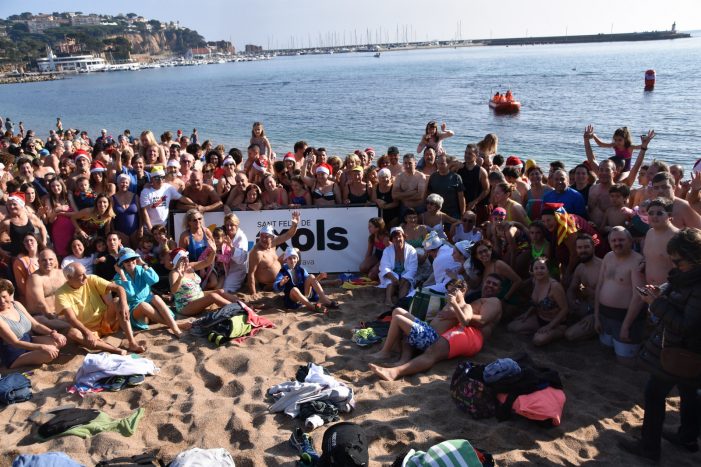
left=636, top=286, right=649, bottom=296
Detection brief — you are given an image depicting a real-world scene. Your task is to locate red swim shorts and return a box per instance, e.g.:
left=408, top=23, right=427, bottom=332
left=441, top=326, right=483, bottom=359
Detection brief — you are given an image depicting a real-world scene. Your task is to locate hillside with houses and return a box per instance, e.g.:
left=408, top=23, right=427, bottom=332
left=0, top=11, right=237, bottom=70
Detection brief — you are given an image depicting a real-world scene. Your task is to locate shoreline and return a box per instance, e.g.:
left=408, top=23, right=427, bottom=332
left=0, top=74, right=62, bottom=85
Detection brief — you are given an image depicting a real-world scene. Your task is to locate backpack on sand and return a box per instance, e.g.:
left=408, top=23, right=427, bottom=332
left=450, top=362, right=496, bottom=419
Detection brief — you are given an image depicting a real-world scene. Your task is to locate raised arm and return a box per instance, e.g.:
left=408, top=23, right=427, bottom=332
left=273, top=211, right=300, bottom=246
left=583, top=125, right=599, bottom=170
left=621, top=130, right=655, bottom=187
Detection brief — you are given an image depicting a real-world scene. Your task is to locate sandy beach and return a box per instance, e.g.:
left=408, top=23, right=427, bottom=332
left=1, top=285, right=698, bottom=466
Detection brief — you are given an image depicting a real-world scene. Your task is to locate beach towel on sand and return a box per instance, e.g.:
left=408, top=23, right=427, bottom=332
left=37, top=409, right=144, bottom=440
left=12, top=452, right=85, bottom=467
left=191, top=301, right=273, bottom=343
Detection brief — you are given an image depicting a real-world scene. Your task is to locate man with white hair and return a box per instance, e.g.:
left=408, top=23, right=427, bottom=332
left=246, top=211, right=301, bottom=300
left=56, top=262, right=145, bottom=354
left=421, top=231, right=462, bottom=292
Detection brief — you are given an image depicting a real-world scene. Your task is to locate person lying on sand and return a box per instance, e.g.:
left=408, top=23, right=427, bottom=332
left=369, top=276, right=502, bottom=381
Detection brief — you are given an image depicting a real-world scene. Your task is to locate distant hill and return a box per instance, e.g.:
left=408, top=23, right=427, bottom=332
left=0, top=12, right=212, bottom=65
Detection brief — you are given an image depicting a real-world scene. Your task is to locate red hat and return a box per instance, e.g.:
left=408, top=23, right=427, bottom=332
left=8, top=192, right=26, bottom=207
left=252, top=159, right=269, bottom=172
left=90, top=160, right=106, bottom=173
left=541, top=202, right=564, bottom=216
left=74, top=149, right=90, bottom=162
left=283, top=152, right=296, bottom=162
left=365, top=147, right=375, bottom=153
left=315, top=163, right=333, bottom=175
left=169, top=248, right=188, bottom=266
left=506, top=156, right=523, bottom=167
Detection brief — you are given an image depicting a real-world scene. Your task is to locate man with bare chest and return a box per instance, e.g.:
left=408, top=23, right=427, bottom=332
left=247, top=211, right=300, bottom=300
left=651, top=172, right=701, bottom=229
left=643, top=198, right=679, bottom=285
left=565, top=234, right=602, bottom=341
left=588, top=160, right=616, bottom=227
left=595, top=227, right=645, bottom=363
left=182, top=170, right=223, bottom=212
left=25, top=249, right=70, bottom=331
left=392, top=154, right=426, bottom=216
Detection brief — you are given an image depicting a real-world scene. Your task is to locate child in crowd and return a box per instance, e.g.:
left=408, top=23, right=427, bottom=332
left=137, top=233, right=159, bottom=266
left=591, top=126, right=643, bottom=172
left=152, top=224, right=176, bottom=271
left=70, top=176, right=96, bottom=210
left=61, top=237, right=94, bottom=273
left=359, top=217, right=389, bottom=281
left=250, top=121, right=273, bottom=161
left=91, top=236, right=108, bottom=269
left=203, top=227, right=230, bottom=290
left=273, top=247, right=338, bottom=312
left=417, top=120, right=454, bottom=155
left=603, top=184, right=635, bottom=234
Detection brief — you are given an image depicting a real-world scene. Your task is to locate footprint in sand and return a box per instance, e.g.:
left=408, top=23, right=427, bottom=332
left=225, top=414, right=254, bottom=449
left=158, top=422, right=184, bottom=443
left=222, top=380, right=245, bottom=398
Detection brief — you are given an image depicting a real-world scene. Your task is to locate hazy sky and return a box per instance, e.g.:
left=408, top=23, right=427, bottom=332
left=2, top=0, right=699, bottom=49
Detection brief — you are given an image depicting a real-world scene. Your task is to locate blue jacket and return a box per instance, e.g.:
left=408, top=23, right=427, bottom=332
left=273, top=264, right=309, bottom=294
left=114, top=265, right=159, bottom=310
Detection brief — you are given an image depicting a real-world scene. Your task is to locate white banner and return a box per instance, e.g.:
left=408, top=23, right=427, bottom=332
left=172, top=207, right=379, bottom=273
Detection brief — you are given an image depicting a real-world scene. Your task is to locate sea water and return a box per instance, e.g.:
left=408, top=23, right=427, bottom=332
left=2, top=35, right=700, bottom=169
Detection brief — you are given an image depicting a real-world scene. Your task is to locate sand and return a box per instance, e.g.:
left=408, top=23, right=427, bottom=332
left=1, top=285, right=699, bottom=466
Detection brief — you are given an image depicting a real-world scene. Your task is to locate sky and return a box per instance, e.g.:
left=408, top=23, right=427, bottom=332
left=2, top=0, right=700, bottom=49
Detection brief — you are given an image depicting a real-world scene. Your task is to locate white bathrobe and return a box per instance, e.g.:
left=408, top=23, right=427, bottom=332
left=378, top=243, right=418, bottom=289
left=426, top=244, right=462, bottom=293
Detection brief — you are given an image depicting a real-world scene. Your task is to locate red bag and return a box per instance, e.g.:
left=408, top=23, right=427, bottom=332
left=497, top=387, right=565, bottom=426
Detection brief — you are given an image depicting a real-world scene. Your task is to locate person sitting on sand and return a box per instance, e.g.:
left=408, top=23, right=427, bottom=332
left=273, top=247, right=339, bottom=313
left=56, top=262, right=146, bottom=355
left=0, top=279, right=67, bottom=369
left=369, top=276, right=502, bottom=381
left=25, top=249, right=71, bottom=331
left=246, top=211, right=301, bottom=300
left=169, top=248, right=237, bottom=316
left=114, top=248, right=184, bottom=336
left=378, top=227, right=418, bottom=306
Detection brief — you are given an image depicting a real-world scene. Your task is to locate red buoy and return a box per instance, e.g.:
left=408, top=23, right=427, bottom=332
left=644, top=69, right=656, bottom=91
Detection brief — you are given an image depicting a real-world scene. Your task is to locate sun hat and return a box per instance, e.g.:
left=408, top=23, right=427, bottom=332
left=422, top=231, right=444, bottom=251
left=259, top=225, right=276, bottom=237
left=351, top=166, right=364, bottom=173
left=117, top=248, right=140, bottom=266
left=167, top=159, right=180, bottom=168
left=150, top=166, right=165, bottom=177
left=284, top=246, right=299, bottom=260
left=389, top=226, right=404, bottom=239
left=169, top=248, right=188, bottom=266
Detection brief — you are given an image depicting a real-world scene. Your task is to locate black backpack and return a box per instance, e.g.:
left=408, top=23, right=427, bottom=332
left=38, top=408, right=100, bottom=438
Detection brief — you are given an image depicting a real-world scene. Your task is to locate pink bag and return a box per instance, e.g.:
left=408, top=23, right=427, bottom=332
left=497, top=387, right=566, bottom=426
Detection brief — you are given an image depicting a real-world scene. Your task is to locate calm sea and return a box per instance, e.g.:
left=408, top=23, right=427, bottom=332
left=2, top=35, right=700, bottom=169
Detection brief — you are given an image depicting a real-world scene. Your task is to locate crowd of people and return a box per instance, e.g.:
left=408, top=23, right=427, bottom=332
left=0, top=116, right=700, bottom=461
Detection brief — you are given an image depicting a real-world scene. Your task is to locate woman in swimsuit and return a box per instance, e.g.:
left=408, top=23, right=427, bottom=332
left=306, top=164, right=341, bottom=207
left=11, top=233, right=41, bottom=306
left=491, top=182, right=529, bottom=226
left=527, top=221, right=558, bottom=278
left=217, top=156, right=238, bottom=201
left=524, top=166, right=553, bottom=220
left=239, top=184, right=264, bottom=211
left=421, top=194, right=459, bottom=238
left=0, top=192, right=48, bottom=259
left=112, top=174, right=140, bottom=246
left=89, top=162, right=115, bottom=197
left=261, top=174, right=289, bottom=209
left=225, top=172, right=249, bottom=209
left=371, top=168, right=400, bottom=227
left=339, top=153, right=363, bottom=187
left=0, top=279, right=66, bottom=369
left=487, top=208, right=531, bottom=277
left=507, top=256, right=568, bottom=346
left=169, top=248, right=237, bottom=316
left=178, top=209, right=215, bottom=262
left=69, top=193, right=115, bottom=242
left=343, top=166, right=370, bottom=205
left=359, top=217, right=389, bottom=281
left=288, top=176, right=311, bottom=208
left=401, top=209, right=429, bottom=249
left=42, top=178, right=74, bottom=258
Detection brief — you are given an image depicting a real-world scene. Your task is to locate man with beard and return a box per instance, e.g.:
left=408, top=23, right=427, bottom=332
left=594, top=227, right=645, bottom=364
left=246, top=211, right=300, bottom=300
left=565, top=233, right=602, bottom=341
left=369, top=276, right=503, bottom=381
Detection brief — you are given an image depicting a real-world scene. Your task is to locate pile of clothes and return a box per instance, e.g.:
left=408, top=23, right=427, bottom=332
left=0, top=372, right=32, bottom=405
left=451, top=353, right=566, bottom=425
left=268, top=363, right=355, bottom=430
left=68, top=353, right=158, bottom=396
left=191, top=301, right=274, bottom=346
left=36, top=407, right=144, bottom=441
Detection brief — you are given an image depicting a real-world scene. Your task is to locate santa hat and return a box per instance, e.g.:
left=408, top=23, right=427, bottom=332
left=283, top=152, right=296, bottom=162
left=90, top=161, right=107, bottom=173
left=315, top=163, right=333, bottom=175
left=74, top=149, right=90, bottom=162
left=8, top=192, right=26, bottom=207
left=169, top=248, right=188, bottom=266
left=505, top=156, right=523, bottom=168
left=252, top=159, right=268, bottom=172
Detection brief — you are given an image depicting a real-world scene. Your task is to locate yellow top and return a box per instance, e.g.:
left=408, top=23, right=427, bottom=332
left=55, top=275, right=110, bottom=331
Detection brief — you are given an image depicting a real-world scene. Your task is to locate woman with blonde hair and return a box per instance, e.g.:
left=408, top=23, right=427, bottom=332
left=477, top=133, right=498, bottom=168
left=178, top=208, right=215, bottom=262
left=138, top=130, right=166, bottom=165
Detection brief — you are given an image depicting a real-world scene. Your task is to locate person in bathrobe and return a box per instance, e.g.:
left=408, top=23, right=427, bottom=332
left=378, top=227, right=418, bottom=305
